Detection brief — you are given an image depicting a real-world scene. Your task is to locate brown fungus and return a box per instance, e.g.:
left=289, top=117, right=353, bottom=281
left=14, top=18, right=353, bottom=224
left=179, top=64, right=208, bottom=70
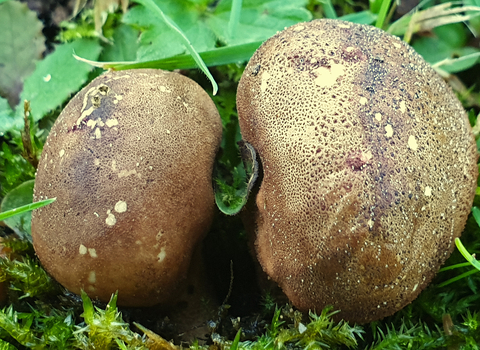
left=236, top=19, right=478, bottom=323
left=31, top=69, right=222, bottom=307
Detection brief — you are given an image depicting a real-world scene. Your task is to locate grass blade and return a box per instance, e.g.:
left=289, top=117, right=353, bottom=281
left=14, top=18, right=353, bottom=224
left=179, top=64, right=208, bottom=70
left=375, top=0, right=393, bottom=28
left=74, top=41, right=263, bottom=71
left=0, top=198, right=56, bottom=222
left=455, top=237, right=480, bottom=270
left=132, top=0, right=218, bottom=94
left=228, top=0, right=243, bottom=41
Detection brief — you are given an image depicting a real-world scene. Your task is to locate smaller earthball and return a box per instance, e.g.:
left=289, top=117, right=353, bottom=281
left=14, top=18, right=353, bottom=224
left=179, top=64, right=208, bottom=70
left=236, top=19, right=478, bottom=323
left=31, top=69, right=222, bottom=307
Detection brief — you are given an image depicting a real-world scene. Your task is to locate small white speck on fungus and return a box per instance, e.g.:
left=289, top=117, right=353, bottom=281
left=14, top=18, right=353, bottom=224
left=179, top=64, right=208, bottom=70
left=385, top=124, right=393, bottom=138
left=88, top=271, right=96, bottom=284
left=313, top=64, right=345, bottom=87
left=88, top=248, right=98, bottom=258
left=408, top=135, right=418, bottom=150
left=424, top=186, right=432, bottom=196
left=157, top=247, right=167, bottom=263
left=106, top=211, right=116, bottom=226
left=106, top=118, right=118, bottom=127
left=261, top=71, right=271, bottom=92
left=79, top=244, right=87, bottom=255
left=114, top=200, right=127, bottom=213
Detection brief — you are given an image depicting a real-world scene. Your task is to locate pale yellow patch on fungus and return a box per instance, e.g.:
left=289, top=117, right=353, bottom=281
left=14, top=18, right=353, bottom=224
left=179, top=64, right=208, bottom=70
left=424, top=186, right=432, bottom=197
left=106, top=210, right=116, bottom=226
left=157, top=247, right=167, bottom=263
left=88, top=248, right=98, bottom=258
left=86, top=119, right=95, bottom=128
left=79, top=244, right=87, bottom=255
left=94, top=127, right=101, bottom=139
left=106, top=118, right=119, bottom=127
left=375, top=113, right=382, bottom=121
left=118, top=169, right=137, bottom=178
left=400, top=101, right=406, bottom=113
left=88, top=271, right=96, bottom=284
left=114, top=200, right=127, bottom=213
left=359, top=97, right=368, bottom=105
left=261, top=71, right=271, bottom=92
left=368, top=219, right=374, bottom=229
left=59, top=149, right=65, bottom=157
left=408, top=135, right=418, bottom=150
left=385, top=124, right=393, bottom=138
left=313, top=63, right=345, bottom=87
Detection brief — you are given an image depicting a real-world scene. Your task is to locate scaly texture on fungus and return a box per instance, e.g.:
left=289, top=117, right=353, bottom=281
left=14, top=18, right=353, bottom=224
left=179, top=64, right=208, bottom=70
left=236, top=19, right=478, bottom=323
left=31, top=69, right=222, bottom=307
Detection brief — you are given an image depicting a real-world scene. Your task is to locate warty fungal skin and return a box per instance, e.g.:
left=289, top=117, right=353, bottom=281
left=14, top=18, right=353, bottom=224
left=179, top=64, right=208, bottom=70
left=236, top=19, right=478, bottom=323
left=32, top=69, right=222, bottom=307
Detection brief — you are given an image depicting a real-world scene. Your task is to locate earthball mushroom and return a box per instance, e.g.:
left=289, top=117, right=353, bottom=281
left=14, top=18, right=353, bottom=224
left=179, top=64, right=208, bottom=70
left=236, top=19, right=478, bottom=323
left=31, top=69, right=222, bottom=307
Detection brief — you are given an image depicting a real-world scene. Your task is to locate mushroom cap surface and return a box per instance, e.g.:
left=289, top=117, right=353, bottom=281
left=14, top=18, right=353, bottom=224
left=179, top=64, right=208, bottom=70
left=236, top=19, right=478, bottom=323
left=32, top=69, right=222, bottom=306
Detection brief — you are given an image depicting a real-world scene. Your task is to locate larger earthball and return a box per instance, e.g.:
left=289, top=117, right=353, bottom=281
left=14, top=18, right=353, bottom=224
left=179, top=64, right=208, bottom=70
left=236, top=19, right=478, bottom=323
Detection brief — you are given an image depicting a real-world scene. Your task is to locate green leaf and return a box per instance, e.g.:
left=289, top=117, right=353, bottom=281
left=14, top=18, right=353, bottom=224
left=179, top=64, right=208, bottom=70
left=215, top=141, right=258, bottom=215
left=121, top=0, right=310, bottom=65
left=413, top=23, right=480, bottom=73
left=339, top=10, right=377, bottom=25
left=472, top=206, right=480, bottom=227
left=208, top=0, right=312, bottom=46
left=374, top=0, right=392, bottom=28
left=0, top=39, right=103, bottom=134
left=0, top=1, right=45, bottom=108
left=21, top=39, right=103, bottom=122
left=80, top=290, right=95, bottom=326
left=123, top=1, right=215, bottom=61
left=0, top=180, right=34, bottom=237
left=99, top=24, right=140, bottom=62
left=0, top=197, right=56, bottom=222
left=0, top=97, right=14, bottom=137
left=230, top=328, right=242, bottom=350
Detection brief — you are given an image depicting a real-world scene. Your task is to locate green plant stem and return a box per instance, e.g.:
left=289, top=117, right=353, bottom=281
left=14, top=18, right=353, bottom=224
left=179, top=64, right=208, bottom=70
left=375, top=0, right=393, bottom=28
left=228, top=0, right=243, bottom=41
